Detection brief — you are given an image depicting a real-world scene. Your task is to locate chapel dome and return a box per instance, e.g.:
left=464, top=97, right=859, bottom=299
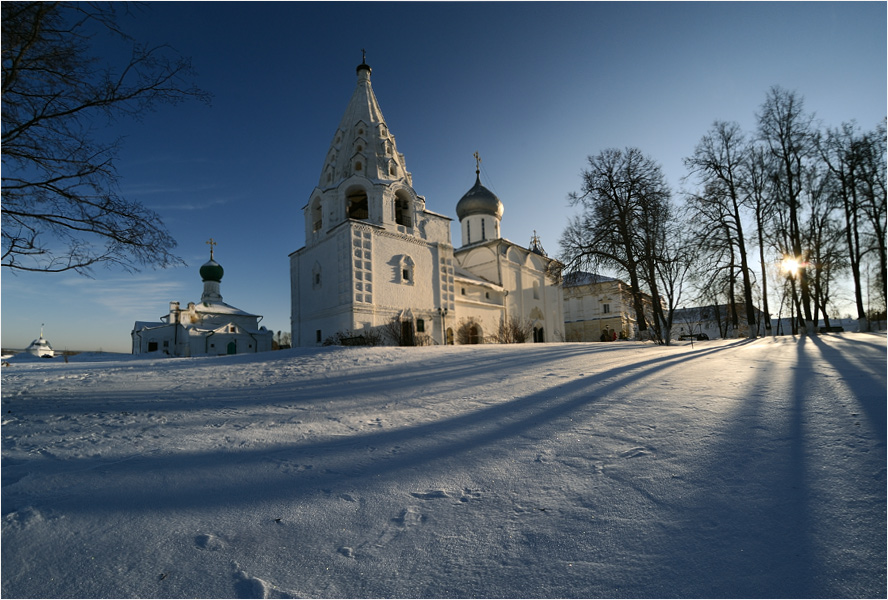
left=199, top=258, right=224, bottom=282
left=456, top=173, right=504, bottom=220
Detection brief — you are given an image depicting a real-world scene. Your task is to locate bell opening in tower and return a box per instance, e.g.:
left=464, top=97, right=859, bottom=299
left=347, top=190, right=369, bottom=220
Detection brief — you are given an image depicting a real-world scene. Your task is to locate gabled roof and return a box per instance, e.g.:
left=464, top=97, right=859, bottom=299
left=562, top=271, right=619, bottom=287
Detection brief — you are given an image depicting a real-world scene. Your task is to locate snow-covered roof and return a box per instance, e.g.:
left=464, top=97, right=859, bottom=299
left=192, top=301, right=258, bottom=318
left=452, top=265, right=502, bottom=290
left=562, top=271, right=618, bottom=287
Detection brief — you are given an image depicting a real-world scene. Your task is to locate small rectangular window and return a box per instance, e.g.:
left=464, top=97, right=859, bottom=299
left=403, top=269, right=410, bottom=281
left=603, top=303, right=610, bottom=314
left=417, top=319, right=425, bottom=333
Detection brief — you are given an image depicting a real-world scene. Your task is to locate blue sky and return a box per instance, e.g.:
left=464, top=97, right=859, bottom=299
left=3, top=2, right=885, bottom=353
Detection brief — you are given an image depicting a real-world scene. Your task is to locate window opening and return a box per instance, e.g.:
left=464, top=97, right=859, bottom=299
left=395, top=194, right=412, bottom=227
left=417, top=319, right=425, bottom=333
left=311, top=200, right=322, bottom=231
left=347, top=190, right=369, bottom=220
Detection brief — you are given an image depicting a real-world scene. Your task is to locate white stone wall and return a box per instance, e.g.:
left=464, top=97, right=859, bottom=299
left=291, top=224, right=355, bottom=345
left=455, top=241, right=564, bottom=343
left=460, top=214, right=501, bottom=247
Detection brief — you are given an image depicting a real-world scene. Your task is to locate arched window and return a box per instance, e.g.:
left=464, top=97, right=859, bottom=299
left=399, top=255, right=415, bottom=285
left=395, top=192, right=412, bottom=227
left=533, top=281, right=540, bottom=300
left=311, top=199, right=322, bottom=232
left=347, top=188, right=369, bottom=220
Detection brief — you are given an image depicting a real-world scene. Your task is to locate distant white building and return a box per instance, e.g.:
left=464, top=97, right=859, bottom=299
left=562, top=272, right=654, bottom=341
left=132, top=244, right=273, bottom=356
left=672, top=303, right=766, bottom=340
left=290, top=60, right=563, bottom=346
left=25, top=326, right=54, bottom=358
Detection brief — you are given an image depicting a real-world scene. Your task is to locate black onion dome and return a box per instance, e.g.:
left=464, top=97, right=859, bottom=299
left=456, top=173, right=504, bottom=220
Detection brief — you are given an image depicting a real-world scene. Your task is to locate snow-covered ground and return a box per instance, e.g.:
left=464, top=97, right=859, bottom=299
left=2, top=334, right=885, bottom=599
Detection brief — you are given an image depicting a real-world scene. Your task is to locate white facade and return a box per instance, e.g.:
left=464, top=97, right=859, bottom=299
left=563, top=273, right=644, bottom=342
left=132, top=251, right=273, bottom=357
left=290, top=61, right=563, bottom=346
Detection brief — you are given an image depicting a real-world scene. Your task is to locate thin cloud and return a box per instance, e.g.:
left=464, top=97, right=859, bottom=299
left=60, top=275, right=190, bottom=317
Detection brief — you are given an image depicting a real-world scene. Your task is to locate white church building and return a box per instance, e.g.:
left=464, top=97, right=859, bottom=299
left=132, top=243, right=273, bottom=356
left=289, top=59, right=563, bottom=346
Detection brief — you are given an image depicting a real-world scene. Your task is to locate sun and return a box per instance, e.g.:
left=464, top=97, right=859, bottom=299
left=781, top=256, right=801, bottom=277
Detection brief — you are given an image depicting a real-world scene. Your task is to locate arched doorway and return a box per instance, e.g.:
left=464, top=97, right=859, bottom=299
left=446, top=327, right=454, bottom=345
left=227, top=340, right=237, bottom=354
left=468, top=324, right=480, bottom=344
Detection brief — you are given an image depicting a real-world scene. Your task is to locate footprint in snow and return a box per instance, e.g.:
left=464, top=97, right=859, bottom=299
left=459, top=488, right=482, bottom=503
left=619, top=446, right=654, bottom=459
left=232, top=562, right=294, bottom=599
left=410, top=489, right=449, bottom=500
left=392, top=506, right=425, bottom=526
left=194, top=533, right=225, bottom=551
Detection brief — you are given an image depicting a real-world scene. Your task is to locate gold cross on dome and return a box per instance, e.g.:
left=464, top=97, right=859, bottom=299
left=473, top=151, right=481, bottom=173
left=206, top=237, right=217, bottom=259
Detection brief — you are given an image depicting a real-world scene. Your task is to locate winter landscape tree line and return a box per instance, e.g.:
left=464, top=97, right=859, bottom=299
left=560, top=87, right=887, bottom=344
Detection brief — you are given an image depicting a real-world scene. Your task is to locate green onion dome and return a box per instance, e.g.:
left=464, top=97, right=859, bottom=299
left=199, top=258, right=224, bottom=282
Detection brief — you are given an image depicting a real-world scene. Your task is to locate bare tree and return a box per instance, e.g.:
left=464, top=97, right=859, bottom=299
left=801, top=165, right=846, bottom=328
left=652, top=214, right=697, bottom=344
left=857, top=121, right=887, bottom=314
left=744, top=143, right=777, bottom=334
left=757, top=87, right=818, bottom=334
left=489, top=315, right=533, bottom=344
left=561, top=147, right=672, bottom=340
left=2, top=2, right=209, bottom=274
left=684, top=121, right=759, bottom=338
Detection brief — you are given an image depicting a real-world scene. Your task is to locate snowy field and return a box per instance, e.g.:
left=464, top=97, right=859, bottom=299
left=2, top=334, right=885, bottom=599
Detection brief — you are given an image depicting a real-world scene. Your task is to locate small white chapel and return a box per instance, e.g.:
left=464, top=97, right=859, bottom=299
left=132, top=241, right=273, bottom=356
left=289, top=58, right=563, bottom=346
